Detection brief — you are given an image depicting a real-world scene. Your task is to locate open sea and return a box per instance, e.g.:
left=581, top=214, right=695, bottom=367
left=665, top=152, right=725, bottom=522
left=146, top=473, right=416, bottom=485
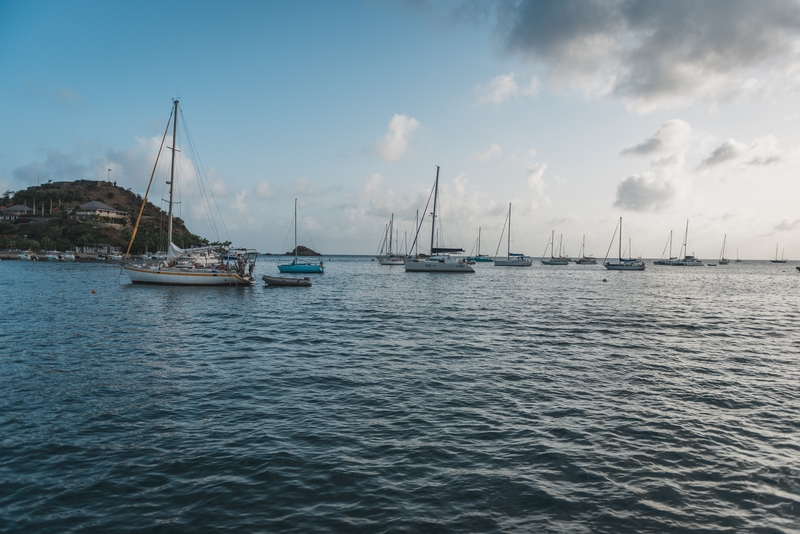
left=1, top=256, right=799, bottom=533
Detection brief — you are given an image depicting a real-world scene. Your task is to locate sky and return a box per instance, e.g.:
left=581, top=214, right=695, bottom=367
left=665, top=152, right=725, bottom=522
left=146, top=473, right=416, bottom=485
left=2, top=0, right=800, bottom=259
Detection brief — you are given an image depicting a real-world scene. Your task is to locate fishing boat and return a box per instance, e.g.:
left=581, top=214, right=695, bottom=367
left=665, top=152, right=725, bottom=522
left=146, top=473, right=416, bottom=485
left=262, top=275, right=312, bottom=287
left=771, top=244, right=787, bottom=263
left=278, top=199, right=324, bottom=273
left=467, top=227, right=493, bottom=263
left=718, top=234, right=730, bottom=265
left=604, top=217, right=645, bottom=270
left=541, top=231, right=569, bottom=265
left=405, top=166, right=474, bottom=273
left=494, top=204, right=532, bottom=266
left=122, top=99, right=258, bottom=286
left=376, top=214, right=405, bottom=265
left=573, top=235, right=596, bottom=264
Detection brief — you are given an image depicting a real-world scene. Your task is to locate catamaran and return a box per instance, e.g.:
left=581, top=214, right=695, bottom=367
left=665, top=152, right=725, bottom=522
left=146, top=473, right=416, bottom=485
left=278, top=199, right=324, bottom=273
left=604, top=217, right=646, bottom=271
left=405, top=166, right=474, bottom=273
left=494, top=203, right=532, bottom=266
left=123, top=99, right=258, bottom=286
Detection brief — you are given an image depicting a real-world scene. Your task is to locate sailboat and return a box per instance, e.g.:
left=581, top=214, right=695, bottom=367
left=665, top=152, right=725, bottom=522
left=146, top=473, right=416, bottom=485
left=603, top=217, right=645, bottom=270
left=494, top=203, right=532, bottom=267
left=653, top=230, right=676, bottom=265
left=735, top=249, right=742, bottom=262
left=405, top=166, right=474, bottom=273
left=376, top=214, right=405, bottom=265
left=541, top=231, right=569, bottom=265
left=123, top=100, right=257, bottom=286
left=278, top=199, right=324, bottom=273
left=718, top=234, right=730, bottom=265
left=573, top=235, right=596, bottom=264
left=771, top=243, right=787, bottom=263
left=467, top=228, right=493, bottom=263
left=670, top=220, right=703, bottom=266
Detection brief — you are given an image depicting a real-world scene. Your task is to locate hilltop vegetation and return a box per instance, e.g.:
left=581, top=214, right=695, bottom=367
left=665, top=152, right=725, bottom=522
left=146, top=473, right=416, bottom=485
left=0, top=180, right=213, bottom=253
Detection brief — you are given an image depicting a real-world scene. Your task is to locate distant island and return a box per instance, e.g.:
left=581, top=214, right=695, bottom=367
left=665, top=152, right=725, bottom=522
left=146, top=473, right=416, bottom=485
left=286, top=245, right=320, bottom=256
left=0, top=180, right=213, bottom=254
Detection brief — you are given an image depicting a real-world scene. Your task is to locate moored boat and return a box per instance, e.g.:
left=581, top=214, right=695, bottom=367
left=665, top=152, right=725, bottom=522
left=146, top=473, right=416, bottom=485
left=494, top=203, right=532, bottom=267
left=604, top=217, right=645, bottom=271
left=278, top=199, right=324, bottom=274
left=262, top=275, right=312, bottom=287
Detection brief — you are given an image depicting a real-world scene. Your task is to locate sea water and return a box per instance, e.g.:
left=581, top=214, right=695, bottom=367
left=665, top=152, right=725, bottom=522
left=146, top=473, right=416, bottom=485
left=1, top=258, right=799, bottom=532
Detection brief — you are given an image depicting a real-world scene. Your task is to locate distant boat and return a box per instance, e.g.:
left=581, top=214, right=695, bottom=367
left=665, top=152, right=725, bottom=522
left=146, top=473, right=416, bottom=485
left=653, top=230, right=677, bottom=265
left=279, top=198, right=324, bottom=273
left=405, top=166, right=474, bottom=273
left=467, top=227, right=493, bottom=263
left=62, top=251, right=76, bottom=261
left=17, top=250, right=33, bottom=261
left=771, top=243, right=787, bottom=263
left=494, top=203, right=532, bottom=267
left=735, top=249, right=742, bottom=262
left=541, top=230, right=569, bottom=265
left=669, top=220, right=703, bottom=266
left=262, top=275, right=312, bottom=287
left=376, top=214, right=405, bottom=265
left=573, top=235, right=596, bottom=264
left=45, top=250, right=61, bottom=261
left=718, top=234, right=730, bottom=265
left=604, top=217, right=645, bottom=271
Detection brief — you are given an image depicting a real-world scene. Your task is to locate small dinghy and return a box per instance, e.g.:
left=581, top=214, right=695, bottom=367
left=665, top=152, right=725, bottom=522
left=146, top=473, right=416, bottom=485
left=262, top=275, right=312, bottom=287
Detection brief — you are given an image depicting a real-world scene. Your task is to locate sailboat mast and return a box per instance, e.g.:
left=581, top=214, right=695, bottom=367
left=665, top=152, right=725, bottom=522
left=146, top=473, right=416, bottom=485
left=294, top=198, right=298, bottom=260
left=683, top=220, right=689, bottom=258
left=415, top=210, right=419, bottom=257
left=167, top=99, right=179, bottom=244
left=619, top=217, right=623, bottom=259
left=430, top=166, right=440, bottom=254
left=389, top=214, right=393, bottom=255
left=550, top=230, right=555, bottom=258
left=507, top=203, right=511, bottom=258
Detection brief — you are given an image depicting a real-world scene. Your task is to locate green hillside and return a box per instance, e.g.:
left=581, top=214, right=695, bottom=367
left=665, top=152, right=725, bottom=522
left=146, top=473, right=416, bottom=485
left=0, top=180, right=213, bottom=253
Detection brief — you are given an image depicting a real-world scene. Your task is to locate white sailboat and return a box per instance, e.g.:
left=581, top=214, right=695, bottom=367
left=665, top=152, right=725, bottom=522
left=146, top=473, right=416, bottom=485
left=718, top=234, right=730, bottom=265
left=494, top=203, right=532, bottom=267
left=669, top=220, right=703, bottom=266
left=604, top=217, right=646, bottom=270
left=123, top=99, right=258, bottom=286
left=405, top=166, right=474, bottom=273
left=278, top=199, right=324, bottom=273
left=376, top=214, right=405, bottom=265
left=653, top=230, right=676, bottom=265
left=541, top=230, right=569, bottom=265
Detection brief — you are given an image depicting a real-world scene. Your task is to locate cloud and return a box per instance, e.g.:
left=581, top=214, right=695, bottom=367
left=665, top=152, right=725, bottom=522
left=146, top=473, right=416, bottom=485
left=474, top=73, right=538, bottom=104
left=55, top=86, right=84, bottom=106
left=621, top=119, right=691, bottom=156
left=253, top=181, right=274, bottom=200
left=375, top=114, right=419, bottom=161
left=697, top=134, right=782, bottom=169
left=613, top=172, right=676, bottom=211
left=697, top=139, right=746, bottom=168
left=491, top=0, right=800, bottom=110
left=525, top=163, right=546, bottom=196
left=13, top=149, right=90, bottom=185
left=775, top=218, right=800, bottom=231
left=472, top=142, right=503, bottom=161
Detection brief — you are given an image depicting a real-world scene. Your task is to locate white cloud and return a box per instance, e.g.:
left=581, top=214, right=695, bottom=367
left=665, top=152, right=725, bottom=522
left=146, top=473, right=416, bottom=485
left=697, top=135, right=782, bottom=169
left=621, top=120, right=692, bottom=156
left=613, top=172, right=677, bottom=211
left=375, top=114, right=419, bottom=161
left=253, top=181, right=274, bottom=200
left=474, top=73, right=539, bottom=104
left=471, top=142, right=503, bottom=161
left=231, top=190, right=248, bottom=214
left=525, top=163, right=547, bottom=196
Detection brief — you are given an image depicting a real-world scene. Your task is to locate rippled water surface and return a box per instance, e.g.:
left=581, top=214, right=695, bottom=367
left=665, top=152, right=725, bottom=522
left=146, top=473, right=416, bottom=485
left=1, top=258, right=799, bottom=532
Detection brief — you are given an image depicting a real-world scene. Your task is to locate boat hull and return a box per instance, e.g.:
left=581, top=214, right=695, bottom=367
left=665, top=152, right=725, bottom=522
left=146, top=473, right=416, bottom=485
left=494, top=259, right=532, bottom=266
left=404, top=259, right=474, bottom=273
left=604, top=262, right=646, bottom=271
left=467, top=256, right=493, bottom=263
left=541, top=259, right=569, bottom=265
left=123, top=265, right=254, bottom=286
left=377, top=256, right=405, bottom=265
left=278, top=263, right=324, bottom=273
left=262, top=275, right=312, bottom=286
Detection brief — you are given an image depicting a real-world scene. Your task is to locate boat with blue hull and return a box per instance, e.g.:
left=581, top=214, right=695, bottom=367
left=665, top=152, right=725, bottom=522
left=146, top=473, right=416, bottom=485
left=278, top=198, right=324, bottom=274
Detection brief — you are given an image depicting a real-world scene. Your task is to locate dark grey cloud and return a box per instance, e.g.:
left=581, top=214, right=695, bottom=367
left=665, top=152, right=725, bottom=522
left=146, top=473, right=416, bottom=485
left=697, top=139, right=745, bottom=168
left=12, top=150, right=90, bottom=185
left=620, top=119, right=691, bottom=156
left=491, top=0, right=800, bottom=108
left=613, top=172, right=675, bottom=211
